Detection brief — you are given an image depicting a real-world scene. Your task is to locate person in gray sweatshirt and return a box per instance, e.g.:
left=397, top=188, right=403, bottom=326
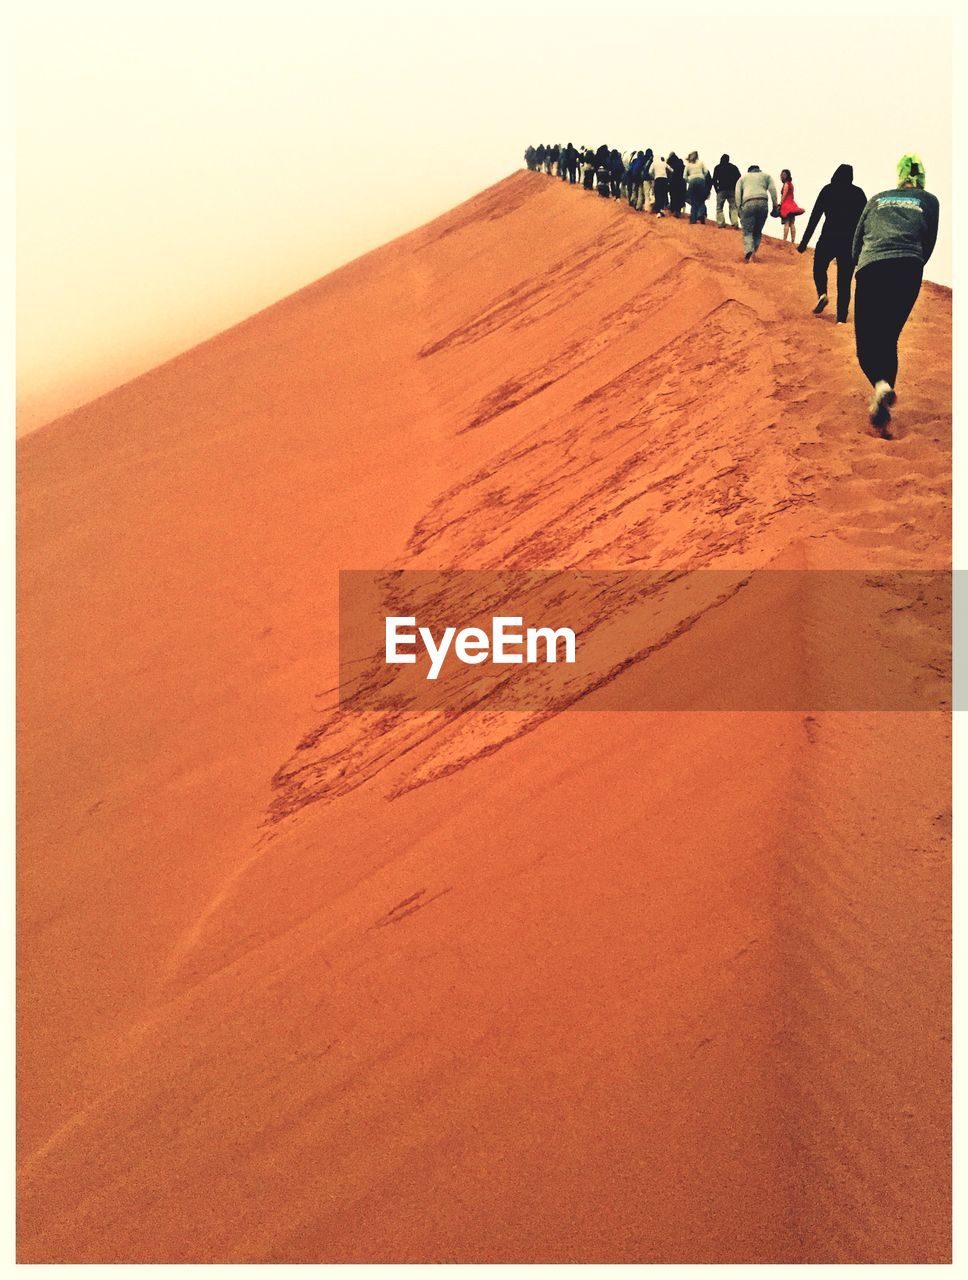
left=684, top=152, right=711, bottom=224
left=851, top=153, right=940, bottom=434
left=735, top=165, right=779, bottom=261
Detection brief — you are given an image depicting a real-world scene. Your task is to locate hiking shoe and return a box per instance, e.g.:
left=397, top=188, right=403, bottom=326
left=812, top=294, right=829, bottom=315
left=869, top=381, right=897, bottom=429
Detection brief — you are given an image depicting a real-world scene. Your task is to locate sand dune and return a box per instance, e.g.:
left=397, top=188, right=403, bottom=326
left=17, top=171, right=951, bottom=1262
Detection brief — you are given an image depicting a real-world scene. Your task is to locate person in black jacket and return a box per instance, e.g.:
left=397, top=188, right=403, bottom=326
left=713, top=154, right=741, bottom=227
left=609, top=149, right=625, bottom=199
left=667, top=152, right=686, bottom=217
left=797, top=164, right=868, bottom=324
left=565, top=142, right=578, bottom=184
left=593, top=144, right=611, bottom=196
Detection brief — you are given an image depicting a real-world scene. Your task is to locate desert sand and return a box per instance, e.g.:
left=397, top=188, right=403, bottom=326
left=17, top=171, right=951, bottom=1262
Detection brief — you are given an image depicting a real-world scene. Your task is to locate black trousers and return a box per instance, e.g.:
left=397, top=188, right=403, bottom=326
left=813, top=237, right=855, bottom=323
left=853, top=258, right=923, bottom=389
left=653, top=177, right=668, bottom=212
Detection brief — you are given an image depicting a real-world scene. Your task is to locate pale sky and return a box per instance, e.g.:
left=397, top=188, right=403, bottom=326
left=16, top=1, right=953, bottom=431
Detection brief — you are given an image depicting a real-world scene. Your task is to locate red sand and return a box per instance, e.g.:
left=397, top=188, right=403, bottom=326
left=17, top=172, right=951, bottom=1262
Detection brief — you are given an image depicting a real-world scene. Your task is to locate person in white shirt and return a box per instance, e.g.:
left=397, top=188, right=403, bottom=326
left=650, top=155, right=670, bottom=217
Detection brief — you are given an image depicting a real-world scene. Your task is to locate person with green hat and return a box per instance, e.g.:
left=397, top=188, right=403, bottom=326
left=850, top=154, right=940, bottom=435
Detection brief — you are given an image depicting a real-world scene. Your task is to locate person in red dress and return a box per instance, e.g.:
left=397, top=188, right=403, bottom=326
left=778, top=169, right=805, bottom=244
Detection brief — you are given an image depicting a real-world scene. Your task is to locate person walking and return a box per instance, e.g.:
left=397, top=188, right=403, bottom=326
left=566, top=142, right=579, bottom=184
left=778, top=170, right=805, bottom=244
left=621, top=150, right=634, bottom=200
left=582, top=147, right=596, bottom=190
left=684, top=152, right=711, bottom=224
left=667, top=151, right=686, bottom=217
left=593, top=143, right=611, bottom=197
left=650, top=154, right=670, bottom=217
left=735, top=164, right=779, bottom=261
left=713, top=154, right=741, bottom=227
left=851, top=154, right=939, bottom=433
left=627, top=151, right=645, bottom=209
left=609, top=149, right=625, bottom=199
left=640, top=148, right=654, bottom=211
left=798, top=163, right=868, bottom=324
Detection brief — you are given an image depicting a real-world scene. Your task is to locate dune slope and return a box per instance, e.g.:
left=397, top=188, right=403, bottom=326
left=17, top=171, right=951, bottom=1262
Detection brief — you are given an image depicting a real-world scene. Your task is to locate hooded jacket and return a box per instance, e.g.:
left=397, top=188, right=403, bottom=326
left=800, top=164, right=868, bottom=249
left=713, top=155, right=740, bottom=193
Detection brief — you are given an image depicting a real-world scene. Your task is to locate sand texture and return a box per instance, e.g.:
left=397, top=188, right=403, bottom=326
left=17, top=172, right=951, bottom=1262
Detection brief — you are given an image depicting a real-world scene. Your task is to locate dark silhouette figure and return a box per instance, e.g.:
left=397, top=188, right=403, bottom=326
left=565, top=142, right=578, bottom=183
left=667, top=152, right=686, bottom=217
left=609, top=149, right=625, bottom=199
left=713, top=154, right=741, bottom=227
left=798, top=164, right=868, bottom=323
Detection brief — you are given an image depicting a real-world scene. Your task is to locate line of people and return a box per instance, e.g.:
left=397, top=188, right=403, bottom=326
left=525, top=144, right=804, bottom=261
left=523, top=144, right=939, bottom=437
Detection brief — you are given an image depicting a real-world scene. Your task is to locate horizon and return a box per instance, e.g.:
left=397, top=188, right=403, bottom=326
left=16, top=3, right=952, bottom=432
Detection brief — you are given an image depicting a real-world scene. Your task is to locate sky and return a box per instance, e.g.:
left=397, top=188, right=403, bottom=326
left=16, top=1, right=953, bottom=432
